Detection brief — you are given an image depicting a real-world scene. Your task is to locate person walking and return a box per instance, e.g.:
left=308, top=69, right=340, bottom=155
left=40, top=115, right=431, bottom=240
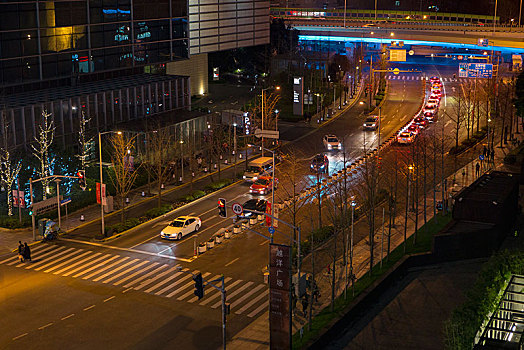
left=17, top=241, right=24, bottom=262
left=483, top=145, right=488, bottom=158
left=476, top=162, right=480, bottom=177
left=302, top=294, right=309, bottom=316
left=23, top=242, right=31, bottom=262
left=490, top=148, right=495, bottom=164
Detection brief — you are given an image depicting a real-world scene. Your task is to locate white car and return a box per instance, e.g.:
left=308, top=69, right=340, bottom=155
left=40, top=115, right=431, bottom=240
left=363, top=115, right=379, bottom=130
left=160, top=216, right=201, bottom=240
left=323, top=134, right=342, bottom=150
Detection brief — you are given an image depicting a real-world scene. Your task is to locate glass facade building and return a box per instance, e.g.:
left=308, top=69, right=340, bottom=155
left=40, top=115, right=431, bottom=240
left=0, top=0, right=189, bottom=86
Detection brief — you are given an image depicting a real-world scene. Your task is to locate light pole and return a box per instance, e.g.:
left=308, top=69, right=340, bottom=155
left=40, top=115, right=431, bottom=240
left=349, top=199, right=356, bottom=297
left=98, top=130, right=121, bottom=237
left=260, top=86, right=280, bottom=157
left=250, top=144, right=276, bottom=232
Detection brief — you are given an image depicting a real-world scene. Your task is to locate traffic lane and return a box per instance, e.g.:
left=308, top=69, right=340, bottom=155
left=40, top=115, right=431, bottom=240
left=0, top=266, right=243, bottom=350
left=111, top=181, right=249, bottom=249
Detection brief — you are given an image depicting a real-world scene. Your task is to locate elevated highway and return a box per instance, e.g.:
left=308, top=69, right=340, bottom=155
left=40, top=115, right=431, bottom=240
left=272, top=9, right=524, bottom=50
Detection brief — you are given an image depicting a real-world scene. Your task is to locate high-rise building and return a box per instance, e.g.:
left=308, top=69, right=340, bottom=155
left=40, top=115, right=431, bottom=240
left=0, top=0, right=269, bottom=148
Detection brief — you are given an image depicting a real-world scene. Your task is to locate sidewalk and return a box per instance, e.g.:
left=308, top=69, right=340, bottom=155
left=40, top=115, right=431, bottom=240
left=226, top=128, right=524, bottom=349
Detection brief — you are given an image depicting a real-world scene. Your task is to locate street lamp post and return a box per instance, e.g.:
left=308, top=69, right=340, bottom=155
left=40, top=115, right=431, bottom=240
left=98, top=130, right=121, bottom=237
left=260, top=86, right=280, bottom=157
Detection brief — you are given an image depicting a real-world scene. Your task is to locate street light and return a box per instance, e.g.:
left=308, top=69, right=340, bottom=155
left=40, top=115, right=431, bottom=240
left=261, top=86, right=281, bottom=157
left=98, top=130, right=122, bottom=237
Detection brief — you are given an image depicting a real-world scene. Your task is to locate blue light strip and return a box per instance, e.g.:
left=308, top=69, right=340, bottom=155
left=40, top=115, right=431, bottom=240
left=298, top=34, right=523, bottom=54
left=103, top=8, right=131, bottom=14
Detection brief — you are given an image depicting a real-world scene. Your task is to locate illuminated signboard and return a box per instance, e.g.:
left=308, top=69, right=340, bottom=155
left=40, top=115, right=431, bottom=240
left=293, top=77, right=303, bottom=116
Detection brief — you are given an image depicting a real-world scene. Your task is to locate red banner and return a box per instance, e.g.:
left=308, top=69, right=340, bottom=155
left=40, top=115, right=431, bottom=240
left=96, top=183, right=106, bottom=204
left=266, top=201, right=272, bottom=226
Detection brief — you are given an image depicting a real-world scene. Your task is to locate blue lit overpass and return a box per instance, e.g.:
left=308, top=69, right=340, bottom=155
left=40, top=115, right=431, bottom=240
left=272, top=8, right=524, bottom=50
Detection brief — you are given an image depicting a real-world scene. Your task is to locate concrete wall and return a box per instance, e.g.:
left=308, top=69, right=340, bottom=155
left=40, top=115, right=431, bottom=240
left=167, top=53, right=209, bottom=96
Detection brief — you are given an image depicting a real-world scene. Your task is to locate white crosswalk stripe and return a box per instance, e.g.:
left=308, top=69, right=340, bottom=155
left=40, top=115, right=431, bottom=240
left=143, top=269, right=188, bottom=294
left=93, top=258, right=139, bottom=282
left=72, top=255, right=120, bottom=278
left=123, top=264, right=169, bottom=288
left=134, top=266, right=179, bottom=291
left=113, top=262, right=159, bottom=286
left=212, top=281, right=253, bottom=309
left=8, top=245, right=59, bottom=266
left=235, top=289, right=268, bottom=315
left=24, top=247, right=74, bottom=269
left=177, top=273, right=217, bottom=301
left=166, top=272, right=211, bottom=298
left=61, top=253, right=110, bottom=276
left=1, top=244, right=270, bottom=316
left=102, top=260, right=149, bottom=284
left=34, top=249, right=84, bottom=271
left=154, top=272, right=193, bottom=296
left=229, top=284, right=265, bottom=309
left=44, top=251, right=93, bottom=273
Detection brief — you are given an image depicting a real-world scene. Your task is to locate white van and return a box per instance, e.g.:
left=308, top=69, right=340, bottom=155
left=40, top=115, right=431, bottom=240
left=243, top=157, right=274, bottom=182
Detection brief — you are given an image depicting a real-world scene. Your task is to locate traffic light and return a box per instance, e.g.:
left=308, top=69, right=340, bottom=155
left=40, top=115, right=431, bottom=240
left=218, top=198, right=226, bottom=217
left=193, top=272, right=204, bottom=299
left=77, top=170, right=86, bottom=191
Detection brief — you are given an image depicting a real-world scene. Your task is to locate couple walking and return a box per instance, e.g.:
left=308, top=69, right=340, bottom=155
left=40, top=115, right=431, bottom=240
left=18, top=241, right=31, bottom=262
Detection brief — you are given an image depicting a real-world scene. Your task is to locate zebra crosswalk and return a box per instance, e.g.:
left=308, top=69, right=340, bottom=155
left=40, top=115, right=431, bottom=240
left=1, top=243, right=268, bottom=318
left=386, top=75, right=468, bottom=83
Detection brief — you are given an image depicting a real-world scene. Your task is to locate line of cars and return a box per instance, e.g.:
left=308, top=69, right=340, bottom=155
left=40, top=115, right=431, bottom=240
left=397, top=76, right=443, bottom=145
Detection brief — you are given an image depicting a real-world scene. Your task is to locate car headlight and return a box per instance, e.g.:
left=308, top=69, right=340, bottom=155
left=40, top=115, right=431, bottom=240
left=327, top=144, right=332, bottom=149
left=371, top=123, right=376, bottom=127
left=253, top=176, right=258, bottom=181
left=338, top=143, right=342, bottom=147
left=243, top=175, right=246, bottom=179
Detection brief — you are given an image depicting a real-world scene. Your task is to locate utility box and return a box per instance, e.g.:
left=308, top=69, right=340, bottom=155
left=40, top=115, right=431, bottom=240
left=38, top=218, right=50, bottom=237
left=293, top=272, right=308, bottom=297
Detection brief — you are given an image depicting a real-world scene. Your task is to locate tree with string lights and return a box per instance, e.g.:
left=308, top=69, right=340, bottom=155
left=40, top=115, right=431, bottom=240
left=31, top=110, right=55, bottom=200
left=0, top=132, right=22, bottom=216
left=77, top=111, right=93, bottom=171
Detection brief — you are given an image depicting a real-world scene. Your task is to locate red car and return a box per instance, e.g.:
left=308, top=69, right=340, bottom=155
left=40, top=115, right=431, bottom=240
left=424, top=110, right=436, bottom=122
left=249, top=176, right=278, bottom=195
left=414, top=116, right=428, bottom=128
left=407, top=123, right=420, bottom=135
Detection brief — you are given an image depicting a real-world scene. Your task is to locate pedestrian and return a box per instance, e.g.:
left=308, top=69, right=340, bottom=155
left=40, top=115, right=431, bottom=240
left=313, top=284, right=320, bottom=302
left=483, top=145, right=487, bottom=158
left=476, top=162, right=480, bottom=177
left=197, top=156, right=203, bottom=169
left=302, top=294, right=309, bottom=316
left=23, top=242, right=31, bottom=262
left=490, top=148, right=495, bottom=163
left=17, top=241, right=24, bottom=262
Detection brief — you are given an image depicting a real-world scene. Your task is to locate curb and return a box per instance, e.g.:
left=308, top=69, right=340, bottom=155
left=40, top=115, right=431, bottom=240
left=93, top=179, right=243, bottom=243
left=66, top=157, right=256, bottom=234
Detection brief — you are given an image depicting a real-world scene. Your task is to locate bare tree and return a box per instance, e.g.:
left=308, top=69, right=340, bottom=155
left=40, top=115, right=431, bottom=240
left=144, top=125, right=175, bottom=207
left=31, top=111, right=55, bottom=200
left=107, top=133, right=141, bottom=223
left=77, top=111, right=93, bottom=171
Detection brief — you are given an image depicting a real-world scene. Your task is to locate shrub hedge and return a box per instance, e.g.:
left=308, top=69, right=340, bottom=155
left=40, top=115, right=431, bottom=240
left=444, top=249, right=524, bottom=349
left=449, top=127, right=487, bottom=155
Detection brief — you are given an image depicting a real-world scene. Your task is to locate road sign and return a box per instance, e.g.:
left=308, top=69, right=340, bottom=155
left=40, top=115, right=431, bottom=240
left=408, top=50, right=414, bottom=56
left=268, top=226, right=275, bottom=234
left=32, top=195, right=63, bottom=215
left=393, top=68, right=400, bottom=75
left=389, top=49, right=406, bottom=62
left=458, top=63, right=468, bottom=78
left=232, top=202, right=243, bottom=215
left=61, top=198, right=72, bottom=206
left=479, top=154, right=485, bottom=161
left=254, top=129, right=280, bottom=139
left=467, top=63, right=493, bottom=78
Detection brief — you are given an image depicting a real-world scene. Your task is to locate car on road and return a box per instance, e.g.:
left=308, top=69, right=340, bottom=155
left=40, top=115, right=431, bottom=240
left=160, top=216, right=201, bottom=240
left=363, top=115, right=379, bottom=130
left=310, top=154, right=329, bottom=173
left=249, top=176, right=278, bottom=195
left=429, top=93, right=441, bottom=101
left=413, top=116, right=428, bottom=128
left=239, top=199, right=267, bottom=218
left=406, top=123, right=420, bottom=135
left=424, top=110, right=436, bottom=122
left=323, top=134, right=342, bottom=150
left=424, top=105, right=437, bottom=115
left=397, top=131, right=416, bottom=144
left=430, top=76, right=440, bottom=83
left=431, top=87, right=442, bottom=95
left=428, top=98, right=440, bottom=107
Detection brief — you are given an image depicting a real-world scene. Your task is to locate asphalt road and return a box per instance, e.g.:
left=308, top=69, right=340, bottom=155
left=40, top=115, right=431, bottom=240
left=0, top=62, right=439, bottom=349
